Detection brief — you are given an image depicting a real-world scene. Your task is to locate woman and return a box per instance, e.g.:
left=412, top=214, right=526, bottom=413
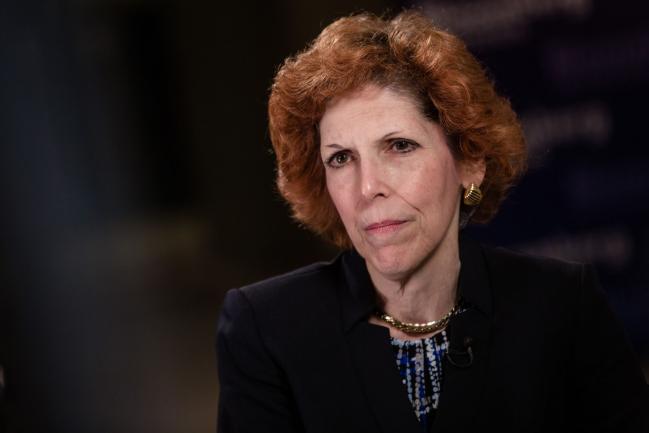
left=216, top=11, right=648, bottom=433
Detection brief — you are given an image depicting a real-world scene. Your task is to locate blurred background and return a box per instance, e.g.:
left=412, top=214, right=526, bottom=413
left=1, top=0, right=647, bottom=432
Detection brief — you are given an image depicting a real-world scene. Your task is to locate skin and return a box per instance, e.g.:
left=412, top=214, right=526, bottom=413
left=319, top=84, right=485, bottom=340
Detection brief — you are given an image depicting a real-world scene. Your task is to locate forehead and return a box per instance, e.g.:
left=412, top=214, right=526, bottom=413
left=319, top=85, right=431, bottom=143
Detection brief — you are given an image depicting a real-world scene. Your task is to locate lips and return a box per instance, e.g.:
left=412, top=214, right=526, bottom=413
left=365, top=219, right=408, bottom=233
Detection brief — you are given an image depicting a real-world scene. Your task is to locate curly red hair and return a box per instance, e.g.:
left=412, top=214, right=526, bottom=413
left=268, top=10, right=527, bottom=248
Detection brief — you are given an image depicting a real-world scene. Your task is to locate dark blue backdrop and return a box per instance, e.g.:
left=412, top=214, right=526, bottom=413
left=411, top=0, right=649, bottom=357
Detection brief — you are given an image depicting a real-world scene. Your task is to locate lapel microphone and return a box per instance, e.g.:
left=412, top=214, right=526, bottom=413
left=446, top=336, right=474, bottom=368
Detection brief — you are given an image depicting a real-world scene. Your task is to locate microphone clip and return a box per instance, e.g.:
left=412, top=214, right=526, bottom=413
left=446, top=336, right=474, bottom=368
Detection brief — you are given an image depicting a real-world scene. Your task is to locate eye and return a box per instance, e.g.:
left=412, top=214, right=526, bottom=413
left=390, top=139, right=418, bottom=153
left=326, top=150, right=353, bottom=168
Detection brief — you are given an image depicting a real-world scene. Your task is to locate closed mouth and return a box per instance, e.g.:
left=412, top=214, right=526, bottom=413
left=365, top=220, right=408, bottom=232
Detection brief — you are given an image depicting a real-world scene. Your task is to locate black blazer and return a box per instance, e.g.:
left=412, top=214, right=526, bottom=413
left=216, top=238, right=648, bottom=433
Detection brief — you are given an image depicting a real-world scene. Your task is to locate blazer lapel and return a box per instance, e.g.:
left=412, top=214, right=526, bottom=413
left=339, top=250, right=422, bottom=433
left=431, top=307, right=492, bottom=432
left=346, top=322, right=422, bottom=433
left=431, top=236, right=494, bottom=432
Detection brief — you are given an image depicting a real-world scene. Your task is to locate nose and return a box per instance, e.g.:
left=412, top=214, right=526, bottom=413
left=359, top=157, right=389, bottom=201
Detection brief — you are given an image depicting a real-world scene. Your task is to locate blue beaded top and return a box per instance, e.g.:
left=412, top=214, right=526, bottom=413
left=390, top=330, right=448, bottom=432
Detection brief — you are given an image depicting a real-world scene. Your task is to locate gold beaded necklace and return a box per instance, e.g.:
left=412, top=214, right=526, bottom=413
left=374, top=301, right=459, bottom=335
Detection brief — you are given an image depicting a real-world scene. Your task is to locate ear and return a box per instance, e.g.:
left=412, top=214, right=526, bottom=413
left=458, top=158, right=486, bottom=189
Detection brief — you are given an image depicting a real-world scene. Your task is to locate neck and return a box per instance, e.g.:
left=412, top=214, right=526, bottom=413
left=367, top=229, right=460, bottom=324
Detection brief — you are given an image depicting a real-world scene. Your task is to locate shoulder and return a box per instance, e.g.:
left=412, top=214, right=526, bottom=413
left=481, top=242, right=586, bottom=280
left=219, top=254, right=345, bottom=341
left=474, top=241, right=595, bottom=316
left=477, top=241, right=592, bottom=296
left=235, top=254, right=343, bottom=312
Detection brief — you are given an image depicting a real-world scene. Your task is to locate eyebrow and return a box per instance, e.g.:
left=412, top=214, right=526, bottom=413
left=322, top=130, right=403, bottom=149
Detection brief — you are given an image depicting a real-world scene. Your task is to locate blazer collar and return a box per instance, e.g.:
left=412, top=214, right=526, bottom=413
left=340, top=248, right=376, bottom=333
left=339, top=235, right=493, bottom=333
left=457, top=235, right=493, bottom=317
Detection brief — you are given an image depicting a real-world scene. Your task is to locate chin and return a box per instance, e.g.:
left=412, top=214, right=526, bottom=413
left=364, top=244, right=416, bottom=280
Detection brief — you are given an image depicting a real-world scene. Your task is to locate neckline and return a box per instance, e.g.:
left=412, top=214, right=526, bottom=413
left=390, top=329, right=448, bottom=346
left=339, top=235, right=493, bottom=334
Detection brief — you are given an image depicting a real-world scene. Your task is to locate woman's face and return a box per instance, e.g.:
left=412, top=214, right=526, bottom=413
left=319, top=84, right=484, bottom=280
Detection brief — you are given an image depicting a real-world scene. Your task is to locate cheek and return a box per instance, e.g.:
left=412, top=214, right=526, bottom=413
left=402, top=162, right=444, bottom=203
left=405, top=159, right=459, bottom=211
left=326, top=173, right=353, bottom=219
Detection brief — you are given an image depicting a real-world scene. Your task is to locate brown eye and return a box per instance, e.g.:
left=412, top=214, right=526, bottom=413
left=335, top=153, right=348, bottom=164
left=391, top=139, right=417, bottom=153
left=327, top=151, right=352, bottom=168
